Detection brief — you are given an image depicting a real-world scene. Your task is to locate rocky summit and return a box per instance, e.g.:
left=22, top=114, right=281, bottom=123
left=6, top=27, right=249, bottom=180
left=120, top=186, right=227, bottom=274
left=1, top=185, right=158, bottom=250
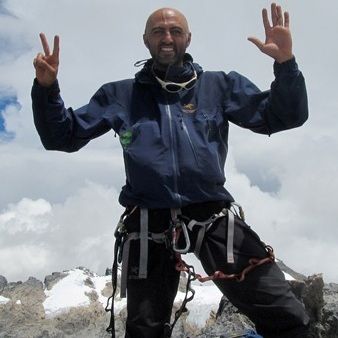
left=0, top=262, right=337, bottom=338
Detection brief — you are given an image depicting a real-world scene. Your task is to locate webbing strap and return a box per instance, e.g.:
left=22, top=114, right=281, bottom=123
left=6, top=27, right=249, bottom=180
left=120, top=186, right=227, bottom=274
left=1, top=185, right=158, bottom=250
left=187, top=216, right=215, bottom=231
left=194, top=225, right=206, bottom=259
left=139, top=208, right=148, bottom=279
left=120, top=231, right=168, bottom=298
left=187, top=208, right=228, bottom=259
left=227, top=210, right=235, bottom=264
left=120, top=235, right=132, bottom=298
left=170, top=208, right=181, bottom=220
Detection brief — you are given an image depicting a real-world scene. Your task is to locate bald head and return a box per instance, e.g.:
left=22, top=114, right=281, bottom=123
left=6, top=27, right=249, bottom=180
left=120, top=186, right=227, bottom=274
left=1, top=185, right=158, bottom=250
left=144, top=8, right=190, bottom=35
left=143, top=8, right=192, bottom=70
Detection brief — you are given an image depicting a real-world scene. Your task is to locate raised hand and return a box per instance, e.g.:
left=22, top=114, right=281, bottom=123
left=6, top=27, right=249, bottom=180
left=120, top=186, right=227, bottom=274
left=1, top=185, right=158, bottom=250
left=33, top=33, right=60, bottom=87
left=248, top=3, right=293, bottom=64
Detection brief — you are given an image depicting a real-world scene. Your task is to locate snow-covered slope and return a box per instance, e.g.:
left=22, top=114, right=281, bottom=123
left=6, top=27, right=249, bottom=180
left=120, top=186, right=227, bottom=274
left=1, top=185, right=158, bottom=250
left=43, top=267, right=220, bottom=329
left=42, top=265, right=294, bottom=329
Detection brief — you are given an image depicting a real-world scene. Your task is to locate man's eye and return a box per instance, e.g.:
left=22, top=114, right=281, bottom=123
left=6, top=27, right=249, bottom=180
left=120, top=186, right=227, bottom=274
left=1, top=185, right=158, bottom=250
left=152, top=29, right=164, bottom=35
left=171, top=29, right=183, bottom=36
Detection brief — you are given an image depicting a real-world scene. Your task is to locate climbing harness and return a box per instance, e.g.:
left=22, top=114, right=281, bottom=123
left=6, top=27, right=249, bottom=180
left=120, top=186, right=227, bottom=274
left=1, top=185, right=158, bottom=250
left=105, top=206, right=170, bottom=336
left=105, top=203, right=275, bottom=337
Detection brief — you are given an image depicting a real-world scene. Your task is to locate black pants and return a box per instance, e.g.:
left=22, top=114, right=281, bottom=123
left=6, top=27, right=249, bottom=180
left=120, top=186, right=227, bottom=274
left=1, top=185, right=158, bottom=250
left=123, top=202, right=309, bottom=338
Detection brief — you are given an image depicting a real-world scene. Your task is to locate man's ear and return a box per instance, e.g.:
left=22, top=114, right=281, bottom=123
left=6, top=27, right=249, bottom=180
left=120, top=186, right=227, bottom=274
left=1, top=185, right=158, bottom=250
left=186, top=32, right=192, bottom=48
left=143, top=34, right=149, bottom=49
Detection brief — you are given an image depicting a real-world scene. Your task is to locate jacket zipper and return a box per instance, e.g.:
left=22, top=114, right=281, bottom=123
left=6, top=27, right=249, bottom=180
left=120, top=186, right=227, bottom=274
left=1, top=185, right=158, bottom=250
left=165, top=102, right=181, bottom=204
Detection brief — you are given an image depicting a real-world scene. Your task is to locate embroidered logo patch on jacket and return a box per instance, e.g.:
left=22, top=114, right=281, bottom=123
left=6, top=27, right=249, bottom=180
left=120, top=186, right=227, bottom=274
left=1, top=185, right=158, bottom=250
left=120, top=130, right=133, bottom=148
left=182, top=103, right=197, bottom=114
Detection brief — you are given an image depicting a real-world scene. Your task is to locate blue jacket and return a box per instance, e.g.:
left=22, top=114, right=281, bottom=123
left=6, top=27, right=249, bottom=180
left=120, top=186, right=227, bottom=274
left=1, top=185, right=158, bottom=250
left=31, top=55, right=308, bottom=208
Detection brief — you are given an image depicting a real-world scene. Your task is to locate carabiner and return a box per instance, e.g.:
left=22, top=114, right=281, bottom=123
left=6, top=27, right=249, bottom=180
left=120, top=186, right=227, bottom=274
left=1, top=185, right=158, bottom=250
left=172, top=220, right=191, bottom=254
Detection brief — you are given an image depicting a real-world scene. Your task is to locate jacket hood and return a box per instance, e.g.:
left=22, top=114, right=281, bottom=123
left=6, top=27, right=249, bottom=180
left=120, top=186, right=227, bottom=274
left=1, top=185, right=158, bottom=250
left=134, top=53, right=203, bottom=85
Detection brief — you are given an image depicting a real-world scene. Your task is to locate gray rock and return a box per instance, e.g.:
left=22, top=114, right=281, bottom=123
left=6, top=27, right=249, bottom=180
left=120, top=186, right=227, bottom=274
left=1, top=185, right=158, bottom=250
left=304, top=274, right=325, bottom=321
left=44, top=272, right=67, bottom=291
left=322, top=283, right=338, bottom=338
left=25, top=276, right=44, bottom=289
left=5, top=281, right=22, bottom=293
left=196, top=297, right=254, bottom=338
left=0, top=275, right=7, bottom=293
left=84, top=276, right=95, bottom=288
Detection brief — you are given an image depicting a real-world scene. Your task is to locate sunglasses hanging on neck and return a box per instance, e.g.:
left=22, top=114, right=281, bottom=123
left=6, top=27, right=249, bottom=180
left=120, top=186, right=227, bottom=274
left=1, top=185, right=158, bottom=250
left=152, top=64, right=197, bottom=93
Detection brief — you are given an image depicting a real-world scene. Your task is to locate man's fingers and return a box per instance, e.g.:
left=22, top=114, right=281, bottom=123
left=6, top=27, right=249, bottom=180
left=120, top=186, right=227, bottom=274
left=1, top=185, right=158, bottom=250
left=276, top=5, right=283, bottom=26
left=38, top=33, right=59, bottom=58
left=34, top=53, right=55, bottom=73
left=52, top=35, right=60, bottom=58
left=271, top=3, right=278, bottom=26
left=39, top=33, right=51, bottom=56
left=284, top=11, right=290, bottom=28
left=262, top=8, right=271, bottom=33
left=271, top=3, right=285, bottom=27
left=247, top=37, right=264, bottom=51
left=33, top=53, right=44, bottom=67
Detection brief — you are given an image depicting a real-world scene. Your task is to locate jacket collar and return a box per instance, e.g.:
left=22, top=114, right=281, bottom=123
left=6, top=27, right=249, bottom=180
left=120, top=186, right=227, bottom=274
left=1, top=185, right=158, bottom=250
left=135, top=53, right=203, bottom=85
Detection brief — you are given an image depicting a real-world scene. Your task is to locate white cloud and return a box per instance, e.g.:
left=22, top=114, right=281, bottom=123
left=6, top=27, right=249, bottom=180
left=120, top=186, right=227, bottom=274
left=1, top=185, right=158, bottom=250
left=0, top=181, right=122, bottom=282
left=0, top=244, right=50, bottom=278
left=0, top=143, right=124, bottom=210
left=0, top=198, right=52, bottom=234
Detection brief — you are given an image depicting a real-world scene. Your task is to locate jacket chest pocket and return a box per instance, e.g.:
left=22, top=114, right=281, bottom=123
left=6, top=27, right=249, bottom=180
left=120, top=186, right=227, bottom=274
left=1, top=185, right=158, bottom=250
left=183, top=107, right=228, bottom=144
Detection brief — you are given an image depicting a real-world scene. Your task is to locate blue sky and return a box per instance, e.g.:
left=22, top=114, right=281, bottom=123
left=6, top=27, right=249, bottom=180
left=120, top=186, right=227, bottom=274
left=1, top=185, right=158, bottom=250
left=0, top=95, right=17, bottom=138
left=0, top=1, right=10, bottom=16
left=0, top=0, right=338, bottom=283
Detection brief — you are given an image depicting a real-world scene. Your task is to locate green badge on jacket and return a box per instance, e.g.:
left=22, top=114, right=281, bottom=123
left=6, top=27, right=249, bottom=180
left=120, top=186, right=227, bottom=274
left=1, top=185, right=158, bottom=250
left=120, top=130, right=133, bottom=148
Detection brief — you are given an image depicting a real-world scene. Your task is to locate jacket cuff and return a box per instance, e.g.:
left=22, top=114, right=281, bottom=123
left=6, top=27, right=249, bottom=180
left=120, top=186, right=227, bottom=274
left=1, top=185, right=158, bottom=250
left=32, top=78, right=60, bottom=98
left=273, top=57, right=299, bottom=77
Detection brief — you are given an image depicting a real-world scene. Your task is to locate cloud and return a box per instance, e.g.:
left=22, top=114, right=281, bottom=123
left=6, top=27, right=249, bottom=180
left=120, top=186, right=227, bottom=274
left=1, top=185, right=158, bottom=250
left=0, top=95, right=19, bottom=140
left=0, top=143, right=124, bottom=209
left=0, top=198, right=52, bottom=234
left=0, top=182, right=122, bottom=281
left=0, top=244, right=50, bottom=278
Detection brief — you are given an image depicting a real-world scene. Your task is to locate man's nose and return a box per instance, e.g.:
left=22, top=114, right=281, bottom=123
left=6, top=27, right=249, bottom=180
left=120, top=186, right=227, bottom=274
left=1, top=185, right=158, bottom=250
left=162, top=31, right=174, bottom=43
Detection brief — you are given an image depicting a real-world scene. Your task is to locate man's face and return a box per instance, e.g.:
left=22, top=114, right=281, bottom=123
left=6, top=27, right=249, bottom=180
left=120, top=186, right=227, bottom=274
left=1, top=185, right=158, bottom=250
left=143, top=9, right=191, bottom=71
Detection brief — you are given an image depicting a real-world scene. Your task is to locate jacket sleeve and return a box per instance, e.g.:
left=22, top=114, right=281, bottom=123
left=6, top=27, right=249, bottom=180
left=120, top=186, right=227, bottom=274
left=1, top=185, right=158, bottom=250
left=225, top=57, right=308, bottom=135
left=31, top=79, right=111, bottom=152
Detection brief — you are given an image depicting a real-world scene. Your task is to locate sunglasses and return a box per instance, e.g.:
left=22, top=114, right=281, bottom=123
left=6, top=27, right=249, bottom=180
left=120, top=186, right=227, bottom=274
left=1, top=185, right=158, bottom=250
left=154, top=70, right=197, bottom=93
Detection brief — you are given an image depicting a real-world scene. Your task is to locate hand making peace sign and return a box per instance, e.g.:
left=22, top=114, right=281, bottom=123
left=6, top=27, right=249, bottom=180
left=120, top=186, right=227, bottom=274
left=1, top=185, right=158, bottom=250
left=33, top=33, right=60, bottom=87
left=248, top=3, right=293, bottom=63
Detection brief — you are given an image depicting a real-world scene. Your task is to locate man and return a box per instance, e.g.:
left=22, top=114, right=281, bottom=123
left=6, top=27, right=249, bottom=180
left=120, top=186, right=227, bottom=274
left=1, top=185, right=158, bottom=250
left=32, top=4, right=310, bottom=338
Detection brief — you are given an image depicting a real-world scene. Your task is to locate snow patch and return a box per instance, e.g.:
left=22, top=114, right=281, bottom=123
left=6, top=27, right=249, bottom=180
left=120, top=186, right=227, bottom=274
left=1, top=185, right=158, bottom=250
left=43, top=269, right=93, bottom=317
left=174, top=281, right=222, bottom=329
left=0, top=295, right=10, bottom=304
left=283, top=271, right=295, bottom=280
left=91, top=275, right=110, bottom=306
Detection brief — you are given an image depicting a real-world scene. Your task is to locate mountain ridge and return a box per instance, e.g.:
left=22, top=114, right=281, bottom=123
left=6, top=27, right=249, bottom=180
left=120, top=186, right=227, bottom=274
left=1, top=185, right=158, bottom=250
left=0, top=263, right=337, bottom=337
